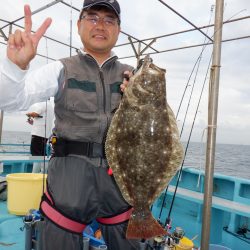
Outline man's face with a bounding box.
[77,8,120,55]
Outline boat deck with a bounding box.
[0,202,24,250]
[1,162,250,250]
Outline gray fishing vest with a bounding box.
[54,53,133,143]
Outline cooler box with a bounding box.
[6,173,47,215]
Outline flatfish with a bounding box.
[105,55,183,239]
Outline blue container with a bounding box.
[83,221,106,248]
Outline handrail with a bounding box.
[0,143,30,155]
[0,155,50,163]
[0,143,51,156]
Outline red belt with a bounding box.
[40,191,133,234]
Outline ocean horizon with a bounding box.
[1,130,249,179]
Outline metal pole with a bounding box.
[157,0,213,42]
[200,0,224,249]
[1,0,63,30]
[0,110,4,143]
[24,219,33,250]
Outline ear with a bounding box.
[77,19,81,35]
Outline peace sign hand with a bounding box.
[7,5,52,70]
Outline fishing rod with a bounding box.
[157,0,213,42]
[157,52,204,225]
[160,1,238,225]
[175,56,201,119]
[164,53,212,227]
[176,5,215,121]
[179,55,202,137]
[156,186,168,223]
[157,5,215,227]
[116,15,249,48]
[41,37,50,195]
[119,35,250,60]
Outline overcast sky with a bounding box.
[0,0,250,145]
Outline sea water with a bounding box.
[0,130,249,179]
[182,141,250,179]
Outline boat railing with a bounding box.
[0,143,31,155]
[0,143,50,175]
[158,168,250,232]
[0,142,51,156]
[0,155,49,175]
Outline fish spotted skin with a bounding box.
[105,56,184,239]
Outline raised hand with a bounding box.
[7,5,52,70]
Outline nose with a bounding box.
[95,18,105,29]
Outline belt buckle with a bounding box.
[92,143,106,159]
[51,136,57,145]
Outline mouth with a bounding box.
[92,34,107,40]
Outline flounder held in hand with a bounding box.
[105,56,183,239]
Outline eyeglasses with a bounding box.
[81,14,119,27]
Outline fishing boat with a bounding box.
[0,0,249,249]
[0,156,249,250]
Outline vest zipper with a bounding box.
[99,69,106,112]
[99,69,109,145]
[86,54,118,142]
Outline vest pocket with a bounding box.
[66,79,98,112]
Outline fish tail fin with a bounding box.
[126,210,167,239]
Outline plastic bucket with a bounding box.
[7,173,47,215]
[209,244,232,250]
[175,237,194,250]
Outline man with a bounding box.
[26,101,54,173]
[0,0,140,249]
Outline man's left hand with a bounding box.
[120,71,133,92]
